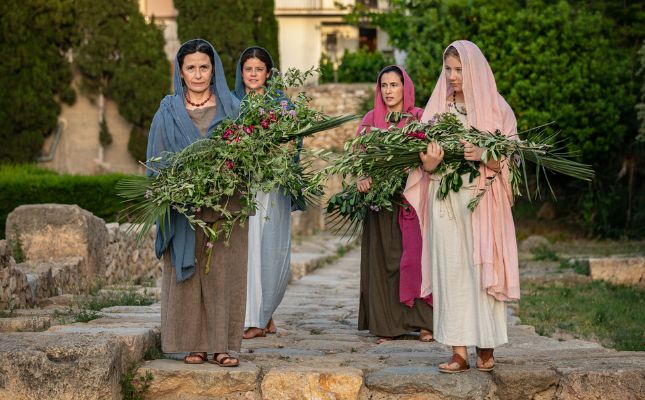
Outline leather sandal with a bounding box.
[438,353,470,373]
[243,327,266,339]
[183,352,207,364]
[210,353,239,367]
[265,318,277,334]
[476,347,495,372]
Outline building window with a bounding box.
[357,0,378,8]
[359,27,377,52]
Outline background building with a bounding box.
[275,0,392,72]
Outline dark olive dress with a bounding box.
[358,209,433,337]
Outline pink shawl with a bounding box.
[403,40,520,301]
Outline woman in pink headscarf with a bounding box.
[357,65,433,344]
[403,41,520,373]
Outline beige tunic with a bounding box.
[427,102,507,348]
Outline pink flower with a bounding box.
[243,125,254,135]
[222,129,233,139]
[226,160,234,169]
[260,119,270,129]
[206,241,214,249]
[280,100,288,109]
[235,137,241,143]
[259,108,265,115]
[289,110,297,118]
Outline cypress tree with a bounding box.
[0,0,77,163]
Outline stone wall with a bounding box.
[290,83,373,152]
[2,205,162,309]
[289,83,372,235]
[105,223,162,285]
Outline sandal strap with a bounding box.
[215,353,238,364]
[477,347,494,363]
[449,353,469,369]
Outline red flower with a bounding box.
[260,119,270,129]
[226,160,234,169]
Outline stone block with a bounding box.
[261,366,363,400]
[0,332,126,400]
[554,357,645,399]
[5,204,108,290]
[519,235,551,253]
[0,240,33,309]
[364,366,493,397]
[138,359,259,399]
[589,257,645,287]
[492,364,558,400]
[48,322,159,363]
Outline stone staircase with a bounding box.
[1,235,644,399]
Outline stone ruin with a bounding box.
[1,204,161,310]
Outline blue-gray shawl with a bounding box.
[146,39,241,283]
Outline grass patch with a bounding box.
[53,288,155,324]
[519,280,645,351]
[121,362,153,400]
[80,289,154,311]
[531,244,559,261]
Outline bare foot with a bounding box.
[243,327,266,339]
[376,336,393,344]
[265,318,277,334]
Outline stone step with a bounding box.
[137,359,259,400]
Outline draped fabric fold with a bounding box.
[404,40,520,301]
[146,39,241,283]
[357,65,430,307]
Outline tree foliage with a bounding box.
[0,0,77,163]
[75,0,169,162]
[353,0,644,237]
[174,0,280,86]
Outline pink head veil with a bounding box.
[405,40,520,301]
[371,65,418,130]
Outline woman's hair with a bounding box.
[240,47,273,72]
[378,65,404,85]
[444,45,460,60]
[177,39,215,69]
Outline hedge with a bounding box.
[0,165,128,239]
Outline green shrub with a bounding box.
[0,165,127,238]
[336,48,394,83]
[354,0,643,238]
[319,53,335,84]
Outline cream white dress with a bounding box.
[427,102,507,348]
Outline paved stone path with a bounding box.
[1,235,644,399]
[138,246,644,399]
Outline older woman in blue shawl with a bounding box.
[147,39,245,367]
[232,46,294,339]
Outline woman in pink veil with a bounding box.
[357,65,434,344]
[403,41,520,373]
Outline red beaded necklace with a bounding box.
[185,91,212,107]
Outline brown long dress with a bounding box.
[358,209,433,337]
[161,106,248,354]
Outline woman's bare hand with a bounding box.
[419,142,444,172]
